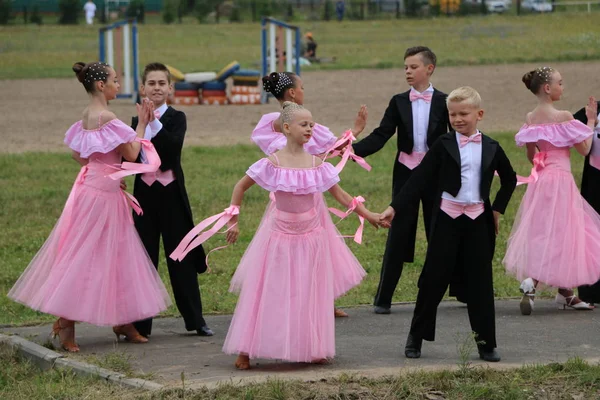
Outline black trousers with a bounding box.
[409,211,497,350]
[374,163,436,308]
[133,180,206,336]
[579,164,600,303]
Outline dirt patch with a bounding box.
[3,61,600,154]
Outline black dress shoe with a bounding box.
[478,348,501,362]
[374,306,391,314]
[197,325,214,336]
[404,334,422,358]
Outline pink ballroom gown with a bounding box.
[8,118,171,326]
[503,120,600,288]
[222,157,366,362]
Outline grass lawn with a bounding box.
[2,344,600,399]
[1,13,600,80]
[0,132,585,326]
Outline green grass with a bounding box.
[0,132,582,326]
[2,344,600,399]
[1,13,600,80]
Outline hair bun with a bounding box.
[262,75,274,93]
[522,70,535,90]
[72,62,87,83]
[281,101,295,110]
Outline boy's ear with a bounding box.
[426,63,435,76]
[477,109,484,121]
[139,84,146,97]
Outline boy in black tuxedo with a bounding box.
[380,87,517,362]
[574,99,600,304]
[131,63,212,337]
[352,46,455,314]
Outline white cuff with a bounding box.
[146,119,163,139]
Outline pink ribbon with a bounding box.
[170,205,240,264]
[328,196,365,244]
[325,130,372,172]
[107,139,161,180]
[495,151,547,186]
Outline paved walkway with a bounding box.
[3,300,600,388]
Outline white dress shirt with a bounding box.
[589,112,600,158]
[441,131,483,204]
[410,84,434,153]
[140,103,167,163]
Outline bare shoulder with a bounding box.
[313,156,324,166]
[99,111,118,125]
[558,110,574,122]
[524,111,533,124]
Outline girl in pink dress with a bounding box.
[254,72,367,159]
[8,62,171,352]
[503,66,600,315]
[254,72,368,318]
[221,102,379,369]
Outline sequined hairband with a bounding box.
[263,73,294,95]
[84,62,109,84]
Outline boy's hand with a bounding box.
[351,105,368,138]
[379,206,395,228]
[493,210,500,235]
[585,96,597,124]
[119,179,127,190]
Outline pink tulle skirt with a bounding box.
[222,195,366,362]
[8,165,171,326]
[503,151,600,288]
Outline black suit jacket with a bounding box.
[353,89,450,162]
[391,132,517,246]
[573,101,600,210]
[132,106,194,222]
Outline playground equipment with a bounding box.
[99,18,139,101]
[260,17,302,104]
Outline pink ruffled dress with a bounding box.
[251,112,337,155]
[8,119,171,326]
[503,120,600,288]
[222,158,366,362]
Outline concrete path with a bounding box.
[3,299,600,388]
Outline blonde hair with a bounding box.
[281,101,306,124]
[446,86,482,108]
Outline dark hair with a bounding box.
[142,62,171,84]
[72,61,111,93]
[404,46,437,67]
[522,67,555,94]
[262,72,297,100]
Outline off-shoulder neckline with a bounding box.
[265,158,326,170]
[78,118,121,132]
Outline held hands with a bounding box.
[136,98,155,127]
[493,210,500,235]
[378,206,395,228]
[365,211,381,229]
[585,96,598,126]
[351,105,368,138]
[226,215,239,244]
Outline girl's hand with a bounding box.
[585,96,598,125]
[365,211,380,229]
[226,215,239,244]
[137,99,152,126]
[351,105,368,138]
[379,206,395,228]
